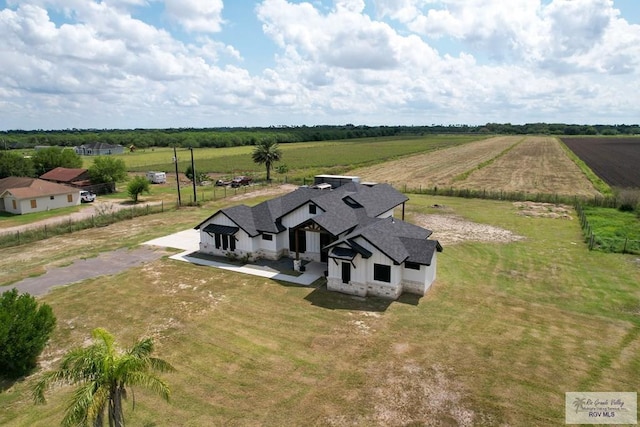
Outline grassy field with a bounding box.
[1,192,638,426]
[582,206,640,254]
[82,135,484,179]
[353,136,604,198]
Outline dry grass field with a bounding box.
[351,136,521,188]
[352,136,602,198]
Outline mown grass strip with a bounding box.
[452,137,525,182]
[557,137,612,196]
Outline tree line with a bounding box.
[2,123,638,150]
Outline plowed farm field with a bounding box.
[561,137,640,188]
[352,136,601,197]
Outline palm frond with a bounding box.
[62,381,101,427]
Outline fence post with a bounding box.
[44,224,47,238]
[589,233,595,250]
[623,238,627,254]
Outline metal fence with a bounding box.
[576,204,640,255]
[0,202,166,249]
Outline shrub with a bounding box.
[127,175,150,203]
[0,289,56,378]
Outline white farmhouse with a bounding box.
[195,181,442,300]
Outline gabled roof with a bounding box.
[327,217,442,266]
[196,183,408,237]
[40,167,88,183]
[77,142,123,150]
[0,177,78,199]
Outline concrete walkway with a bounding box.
[143,229,325,286]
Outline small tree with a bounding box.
[0,289,56,378]
[88,156,127,191]
[127,176,150,203]
[184,165,208,185]
[34,328,174,427]
[252,140,282,181]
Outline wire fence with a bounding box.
[0,202,167,249]
[575,204,640,255]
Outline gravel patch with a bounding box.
[8,247,168,296]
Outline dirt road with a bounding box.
[0,199,162,236]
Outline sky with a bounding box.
[1,0,639,130]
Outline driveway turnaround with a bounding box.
[8,228,323,297]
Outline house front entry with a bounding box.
[320,233,332,262]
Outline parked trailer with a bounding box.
[146,171,167,184]
[314,174,360,189]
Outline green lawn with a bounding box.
[0,205,84,228]
[582,206,640,254]
[82,135,483,180]
[1,194,638,426]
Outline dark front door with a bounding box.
[320,233,331,262]
[341,262,351,284]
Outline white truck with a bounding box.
[146,171,167,184]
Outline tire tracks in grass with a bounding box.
[577,324,640,390]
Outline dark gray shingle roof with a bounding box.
[196,183,408,238]
[327,217,441,265]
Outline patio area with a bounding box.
[172,251,326,286]
[143,228,327,286]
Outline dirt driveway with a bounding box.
[8,247,169,296]
[0,199,162,236]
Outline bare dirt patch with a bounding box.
[227,183,298,202]
[370,363,477,426]
[513,201,574,220]
[414,213,525,245]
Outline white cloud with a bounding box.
[165,0,224,33]
[0,0,639,129]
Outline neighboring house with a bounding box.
[195,180,442,300]
[0,177,80,215]
[40,167,91,187]
[75,142,124,156]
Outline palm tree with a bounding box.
[251,140,282,182]
[33,328,174,427]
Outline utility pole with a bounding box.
[189,147,197,203]
[173,146,181,206]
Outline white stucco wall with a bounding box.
[3,192,80,215]
[327,238,438,299]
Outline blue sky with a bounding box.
[0,0,639,130]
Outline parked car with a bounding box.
[216,179,231,186]
[231,176,252,187]
[80,190,96,203]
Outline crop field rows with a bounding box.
[353,136,602,197]
[561,137,640,188]
[107,135,483,177]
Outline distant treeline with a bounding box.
[1,123,638,149]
